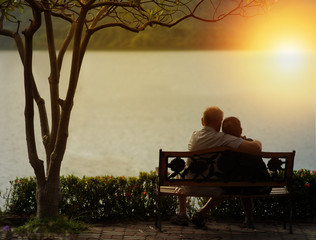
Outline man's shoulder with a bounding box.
[220,133,245,149]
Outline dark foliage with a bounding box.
[2,169,316,222]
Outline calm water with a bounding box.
[0,50,315,201]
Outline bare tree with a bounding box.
[0,0,271,218]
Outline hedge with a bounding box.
[1,171,177,222]
[1,169,316,222]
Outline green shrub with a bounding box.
[290,169,316,219]
[4,177,37,216]
[3,171,177,222]
[2,169,316,222]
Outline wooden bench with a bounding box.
[156,147,295,233]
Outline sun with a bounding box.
[261,39,315,99]
[272,41,307,73]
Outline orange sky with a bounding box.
[244,0,316,51]
[212,0,316,116]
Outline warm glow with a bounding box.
[261,41,314,95]
[243,0,316,98]
[272,41,306,75]
[248,1,316,51]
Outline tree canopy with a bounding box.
[0,0,272,50]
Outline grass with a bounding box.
[14,215,89,239]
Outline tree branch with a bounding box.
[43,2,61,166]
[23,0,46,182]
[88,1,140,9]
[57,21,76,71]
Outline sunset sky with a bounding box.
[222,0,316,104]
[245,0,316,51]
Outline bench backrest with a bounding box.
[159,147,295,188]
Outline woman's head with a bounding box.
[222,116,242,137]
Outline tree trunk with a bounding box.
[36,177,62,218]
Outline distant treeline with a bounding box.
[0,9,248,50]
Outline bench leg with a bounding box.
[289,195,293,234]
[283,195,293,234]
[155,203,158,228]
[155,192,162,231]
[283,196,287,230]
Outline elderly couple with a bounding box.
[171,106,263,229]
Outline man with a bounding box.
[171,106,262,227]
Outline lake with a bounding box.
[0,50,315,203]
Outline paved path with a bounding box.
[75,221,316,240]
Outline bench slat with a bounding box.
[160,180,288,187]
[159,186,289,197]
